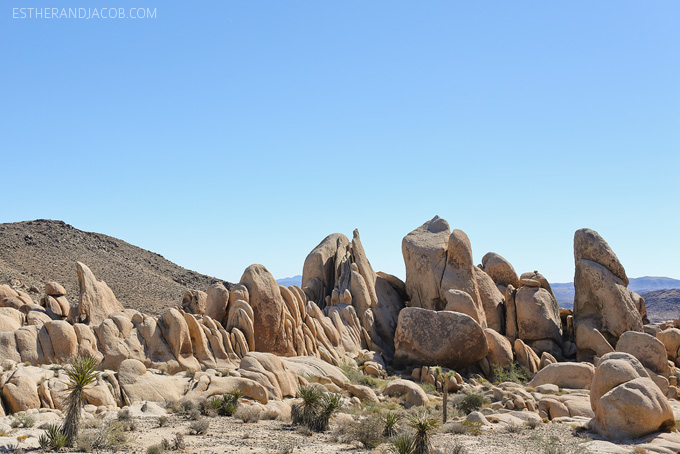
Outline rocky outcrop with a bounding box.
[74,262,124,325]
[394,307,488,369]
[590,352,674,440]
[615,331,669,377]
[481,253,520,293]
[528,362,595,389]
[573,229,643,361]
[301,230,404,360]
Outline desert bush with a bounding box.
[526,418,541,430]
[11,413,35,428]
[158,416,169,427]
[506,421,523,433]
[491,362,534,384]
[455,394,484,415]
[76,422,129,452]
[173,433,186,450]
[432,443,467,454]
[392,433,416,454]
[460,421,483,436]
[350,415,383,449]
[146,444,164,454]
[63,354,100,445]
[235,405,262,423]
[407,412,439,454]
[189,418,209,435]
[219,390,242,416]
[382,411,403,437]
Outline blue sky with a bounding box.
[2,1,678,284]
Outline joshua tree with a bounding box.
[62,354,100,445]
[433,366,456,423]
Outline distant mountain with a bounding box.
[551,276,680,305]
[640,289,680,323]
[277,275,302,287]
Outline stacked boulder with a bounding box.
[573,229,645,361]
[302,229,404,360]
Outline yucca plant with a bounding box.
[218,390,243,416]
[313,392,342,432]
[382,411,403,437]
[408,412,439,454]
[44,423,68,450]
[62,355,100,445]
[291,384,323,427]
[392,433,416,454]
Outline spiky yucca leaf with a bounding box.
[62,355,100,445]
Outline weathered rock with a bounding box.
[44,320,78,363]
[514,285,561,344]
[302,233,351,308]
[159,308,200,371]
[182,290,207,315]
[474,267,505,333]
[2,376,40,413]
[44,282,66,296]
[481,253,520,289]
[238,352,298,400]
[401,216,450,310]
[514,338,540,374]
[117,359,187,404]
[394,307,488,369]
[383,379,429,407]
[573,229,642,357]
[241,264,296,356]
[440,229,486,327]
[590,352,675,440]
[346,384,379,402]
[74,262,124,325]
[574,229,628,285]
[528,362,594,389]
[205,283,229,323]
[616,331,669,377]
[630,292,650,325]
[657,328,680,362]
[484,328,513,368]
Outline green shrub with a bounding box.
[146,444,164,454]
[490,362,534,384]
[461,420,483,436]
[44,423,68,450]
[392,433,416,454]
[349,415,383,449]
[76,422,129,451]
[11,413,35,428]
[218,391,242,416]
[455,394,484,415]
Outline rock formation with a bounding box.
[573,229,644,361]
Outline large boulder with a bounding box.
[74,262,124,325]
[528,362,595,389]
[2,375,40,413]
[394,307,488,369]
[440,230,486,327]
[514,285,561,344]
[615,331,669,377]
[302,233,351,308]
[590,352,674,440]
[573,229,642,358]
[383,379,429,407]
[240,264,296,356]
[481,253,520,290]
[484,328,513,368]
[401,216,450,310]
[473,267,504,333]
[205,283,229,324]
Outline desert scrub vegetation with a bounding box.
[291,384,342,432]
[454,393,485,415]
[490,361,534,384]
[189,418,210,435]
[76,422,129,452]
[340,364,388,389]
[11,413,35,428]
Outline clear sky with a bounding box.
[2,1,678,284]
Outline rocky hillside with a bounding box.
[641,288,680,323]
[0,219,230,315]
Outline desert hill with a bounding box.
[641,288,680,323]
[0,219,231,315]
